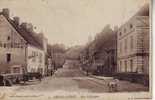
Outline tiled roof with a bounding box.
[0,13,43,49]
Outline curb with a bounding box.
[89,75,114,81]
[81,70,113,81]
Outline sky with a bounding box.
[0,0,149,47]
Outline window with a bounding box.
[17,43,20,48]
[7,36,10,40]
[125,60,127,72]
[130,36,134,50]
[119,32,122,36]
[120,42,122,53]
[39,53,42,63]
[6,69,11,73]
[13,67,20,73]
[130,24,133,29]
[0,42,2,47]
[130,59,133,72]
[21,45,23,48]
[6,53,11,63]
[4,43,6,48]
[124,39,127,52]
[6,43,11,48]
[32,51,36,62]
[119,61,122,72]
[11,43,13,48]
[124,28,126,33]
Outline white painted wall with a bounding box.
[27,45,45,75]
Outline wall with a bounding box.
[27,45,45,75]
[117,15,149,74]
[0,15,26,73]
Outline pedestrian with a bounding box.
[108,79,119,92]
[38,73,42,82]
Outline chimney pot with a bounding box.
[21,22,34,32]
[2,8,10,18]
[13,16,20,26]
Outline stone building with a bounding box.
[0,8,47,75]
[117,4,149,75]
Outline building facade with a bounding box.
[0,9,46,75]
[117,4,149,75]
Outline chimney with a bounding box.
[13,16,20,26]
[27,23,33,32]
[21,22,33,32]
[21,22,27,29]
[2,8,10,18]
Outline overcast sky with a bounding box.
[0,0,149,47]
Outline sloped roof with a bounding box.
[0,13,43,49]
[135,3,149,16]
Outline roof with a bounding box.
[0,12,43,50]
[135,3,149,16]
[118,3,149,31]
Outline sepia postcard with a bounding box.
[0,0,152,100]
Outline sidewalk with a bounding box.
[89,75,114,80]
[81,70,114,80]
[87,73,149,92]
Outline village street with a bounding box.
[7,60,148,93]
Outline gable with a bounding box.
[0,15,26,44]
[0,14,43,50]
[135,16,149,27]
